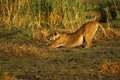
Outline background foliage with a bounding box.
[0,0,120,42]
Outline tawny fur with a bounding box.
[49,21,107,48]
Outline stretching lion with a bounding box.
[48,21,107,48]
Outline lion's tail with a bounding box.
[98,23,109,38]
[98,23,106,35]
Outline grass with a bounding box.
[0,0,95,38]
[0,66,16,80]
[0,0,120,80]
[0,40,120,80]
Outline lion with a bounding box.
[48,21,107,48]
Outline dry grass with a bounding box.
[105,28,120,40]
[0,0,120,80]
[0,73,16,80]
[0,67,16,80]
[0,43,46,56]
[94,28,120,42]
[85,60,120,80]
[0,0,91,42]
[98,60,120,76]
[0,0,41,41]
[0,0,119,43]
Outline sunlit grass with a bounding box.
[0,0,96,42]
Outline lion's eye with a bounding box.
[54,32,57,35]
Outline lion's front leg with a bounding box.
[84,36,92,48]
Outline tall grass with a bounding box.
[0,0,97,42]
[0,0,41,41]
[45,0,96,32]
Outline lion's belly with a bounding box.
[66,35,83,47]
[76,35,83,46]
